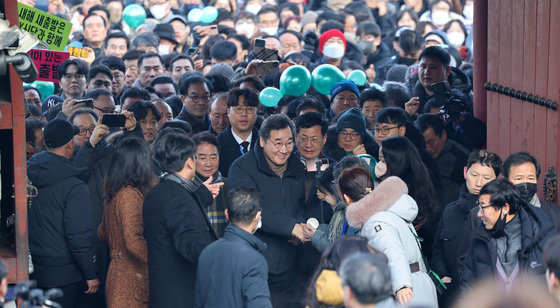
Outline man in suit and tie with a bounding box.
[217,87,260,177]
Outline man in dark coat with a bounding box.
[217,87,260,177]
[195,187,272,308]
[228,114,307,308]
[431,150,502,306]
[143,132,222,308]
[503,152,560,231]
[417,114,470,205]
[27,119,99,307]
[461,179,558,290]
[176,75,212,134]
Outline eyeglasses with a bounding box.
[373,125,399,135]
[298,136,322,146]
[62,74,85,80]
[270,140,294,150]
[93,80,112,88]
[78,127,95,136]
[187,94,211,102]
[231,106,257,114]
[94,106,116,113]
[476,200,493,212]
[339,131,361,139]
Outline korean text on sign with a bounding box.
[28,49,70,82]
[17,3,72,51]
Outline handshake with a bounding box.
[290,218,319,245]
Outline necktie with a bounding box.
[240,141,250,154]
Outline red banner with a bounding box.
[28,49,70,83]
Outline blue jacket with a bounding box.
[195,225,272,308]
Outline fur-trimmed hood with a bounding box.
[346,176,409,228]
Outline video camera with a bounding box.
[15,281,62,308]
[432,81,467,123]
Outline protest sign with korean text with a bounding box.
[18,3,72,51]
[28,49,70,82]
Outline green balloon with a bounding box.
[187,8,203,22]
[279,65,311,96]
[348,70,367,86]
[200,6,218,23]
[259,87,283,107]
[311,64,346,95]
[24,81,54,99]
[123,4,146,29]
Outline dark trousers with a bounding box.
[269,268,302,308]
[54,281,85,308]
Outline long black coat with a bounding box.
[143,175,218,308]
[217,125,260,177]
[461,202,558,287]
[430,184,478,304]
[27,151,97,288]
[195,225,272,308]
[228,144,306,275]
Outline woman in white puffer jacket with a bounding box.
[340,167,438,307]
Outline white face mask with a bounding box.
[344,32,356,42]
[322,43,345,59]
[150,2,169,20]
[431,10,450,26]
[447,32,465,48]
[236,24,255,37]
[261,27,278,36]
[245,4,262,15]
[374,161,387,179]
[158,44,170,55]
[463,5,474,21]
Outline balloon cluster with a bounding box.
[259,64,369,107]
[187,6,218,23]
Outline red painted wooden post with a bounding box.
[0,0,30,284]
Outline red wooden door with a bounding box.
[477,0,560,203]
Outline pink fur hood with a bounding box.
[346,176,409,228]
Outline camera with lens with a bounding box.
[432,81,467,123]
[15,281,63,308]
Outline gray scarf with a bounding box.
[327,201,347,242]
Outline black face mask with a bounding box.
[490,207,506,238]
[515,182,537,202]
[397,56,416,66]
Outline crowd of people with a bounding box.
[19,0,560,307]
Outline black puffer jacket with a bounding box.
[27,151,97,288]
[461,202,559,287]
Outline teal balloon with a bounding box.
[187,8,203,22]
[199,6,218,23]
[348,70,367,86]
[122,4,146,28]
[311,64,346,95]
[279,65,311,96]
[24,81,54,99]
[259,87,283,107]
